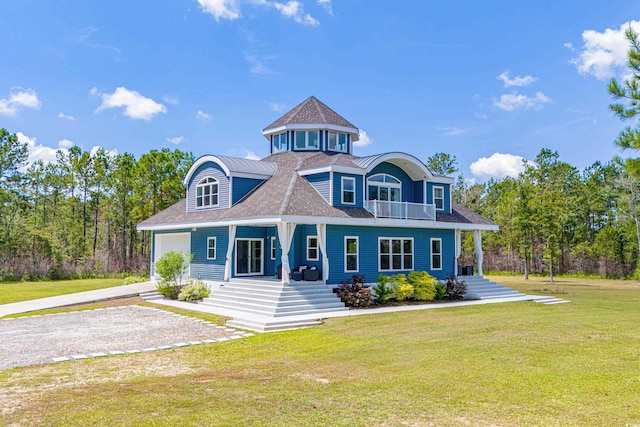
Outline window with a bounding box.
[196,177,219,208]
[271,236,276,260]
[367,174,401,202]
[207,237,216,260]
[328,132,348,152]
[431,238,442,270]
[345,237,359,272]
[295,130,319,150]
[342,177,356,205]
[379,238,413,271]
[433,186,444,210]
[307,236,319,261]
[272,132,288,151]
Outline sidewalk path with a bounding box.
[0,281,156,318]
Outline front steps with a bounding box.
[529,295,571,305]
[200,278,348,319]
[139,290,164,301]
[459,275,528,300]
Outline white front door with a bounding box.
[153,232,191,279]
[235,239,263,276]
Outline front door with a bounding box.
[236,239,263,276]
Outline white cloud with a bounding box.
[317,0,332,14]
[197,0,240,21]
[470,153,527,181]
[269,102,286,113]
[163,95,180,105]
[58,112,76,121]
[353,129,372,147]
[564,42,574,50]
[571,20,640,80]
[244,151,261,160]
[196,110,213,121]
[58,139,74,149]
[93,87,167,120]
[494,91,551,111]
[167,136,185,145]
[0,88,41,116]
[273,1,319,26]
[244,53,280,76]
[497,71,537,88]
[437,126,467,136]
[17,132,63,166]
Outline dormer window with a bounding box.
[367,174,401,202]
[328,132,348,153]
[272,132,288,152]
[295,130,319,150]
[196,177,219,208]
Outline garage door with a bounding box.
[153,232,191,279]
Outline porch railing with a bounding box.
[364,200,436,221]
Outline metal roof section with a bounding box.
[352,152,453,182]
[183,155,277,185]
[262,96,359,139]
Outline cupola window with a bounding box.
[295,130,319,150]
[272,132,288,151]
[328,132,348,152]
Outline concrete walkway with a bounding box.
[0,281,156,318]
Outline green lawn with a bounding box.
[0,278,127,304]
[1,276,639,426]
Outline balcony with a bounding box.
[364,200,436,221]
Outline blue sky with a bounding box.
[1,1,638,182]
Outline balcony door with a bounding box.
[236,239,263,276]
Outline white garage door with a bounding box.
[153,232,191,279]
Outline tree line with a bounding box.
[0,128,192,281]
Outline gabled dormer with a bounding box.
[263,96,360,155]
[183,155,276,212]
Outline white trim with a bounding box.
[430,237,442,270]
[341,176,356,205]
[378,237,414,272]
[234,238,263,276]
[433,185,445,211]
[207,236,217,260]
[344,236,359,272]
[139,215,499,232]
[298,165,364,176]
[263,123,359,137]
[270,236,276,260]
[307,235,319,261]
[329,171,334,205]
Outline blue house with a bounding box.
[138,97,497,289]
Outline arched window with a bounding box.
[367,174,401,202]
[196,177,219,208]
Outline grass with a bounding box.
[0,278,128,305]
[1,276,640,426]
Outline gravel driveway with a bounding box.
[0,305,248,370]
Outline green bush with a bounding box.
[434,281,447,300]
[157,280,182,299]
[123,275,148,285]
[390,274,413,301]
[178,280,210,301]
[155,251,193,299]
[408,271,437,301]
[373,274,394,304]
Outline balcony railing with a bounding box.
[364,200,436,221]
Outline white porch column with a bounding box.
[223,225,237,281]
[316,223,329,282]
[277,222,297,285]
[473,229,483,277]
[454,229,462,277]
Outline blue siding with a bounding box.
[368,162,415,203]
[326,225,455,284]
[333,173,364,208]
[413,180,424,204]
[232,177,264,205]
[186,162,230,212]
[190,227,228,281]
[426,182,451,213]
[305,172,331,203]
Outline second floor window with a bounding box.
[367,174,401,202]
[433,186,444,210]
[196,177,219,208]
[342,177,356,204]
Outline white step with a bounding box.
[461,275,527,300]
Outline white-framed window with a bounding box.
[207,237,216,260]
[433,186,444,210]
[295,130,319,150]
[341,176,356,205]
[328,132,348,152]
[431,238,442,270]
[367,174,401,201]
[345,236,359,272]
[270,236,276,260]
[379,237,413,271]
[307,236,319,261]
[272,132,288,152]
[196,177,219,208]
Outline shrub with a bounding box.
[373,274,394,304]
[178,280,210,301]
[434,281,447,300]
[123,275,148,285]
[445,274,467,299]
[336,275,373,308]
[391,274,413,301]
[155,251,193,299]
[157,280,182,299]
[408,271,437,301]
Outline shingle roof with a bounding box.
[437,203,497,227]
[263,96,358,132]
